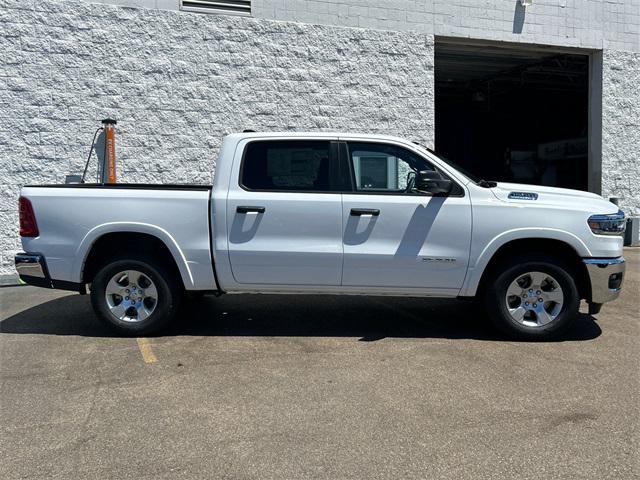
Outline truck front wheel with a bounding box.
[483,255,580,340]
[90,257,181,336]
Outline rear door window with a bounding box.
[241,140,345,192]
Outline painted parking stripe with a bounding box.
[136,338,157,364]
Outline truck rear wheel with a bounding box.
[483,254,580,340]
[90,257,181,336]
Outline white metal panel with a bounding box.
[341,193,472,290]
[226,191,343,285]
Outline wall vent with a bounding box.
[181,0,251,15]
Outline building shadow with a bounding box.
[513,0,526,33]
[343,214,378,245]
[1,292,602,343]
[394,197,445,258]
[229,211,264,244]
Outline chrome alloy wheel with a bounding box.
[505,271,564,327]
[105,270,158,323]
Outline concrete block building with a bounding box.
[1,0,638,277]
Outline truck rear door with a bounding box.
[226,139,347,286]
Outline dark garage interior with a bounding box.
[435,41,590,191]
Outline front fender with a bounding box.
[460,228,591,296]
[73,222,195,289]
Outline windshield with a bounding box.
[413,144,483,184]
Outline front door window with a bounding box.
[348,142,436,193]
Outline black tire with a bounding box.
[483,254,580,340]
[90,257,181,336]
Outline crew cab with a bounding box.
[15,132,626,339]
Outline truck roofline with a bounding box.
[224,131,422,144]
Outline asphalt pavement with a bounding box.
[1,249,638,479]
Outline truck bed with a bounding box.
[20,183,217,291]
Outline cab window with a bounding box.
[347,142,437,193]
[241,140,343,192]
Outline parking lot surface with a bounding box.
[1,249,639,479]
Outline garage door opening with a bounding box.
[435,40,591,191]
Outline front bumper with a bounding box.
[583,257,625,304]
[15,252,85,293]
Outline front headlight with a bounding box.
[588,210,626,236]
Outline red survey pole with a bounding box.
[102,118,117,184]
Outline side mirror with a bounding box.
[414,170,453,195]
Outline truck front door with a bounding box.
[340,140,472,293]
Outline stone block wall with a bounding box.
[254,0,639,51]
[602,50,640,215]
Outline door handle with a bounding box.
[350,208,380,216]
[236,206,266,214]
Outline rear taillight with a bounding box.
[19,196,39,237]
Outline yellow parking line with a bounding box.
[136,338,157,364]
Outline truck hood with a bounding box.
[489,182,619,214]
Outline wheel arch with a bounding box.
[75,223,194,289]
[464,231,591,300]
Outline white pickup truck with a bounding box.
[15,132,626,339]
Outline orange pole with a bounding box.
[102,119,117,183]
